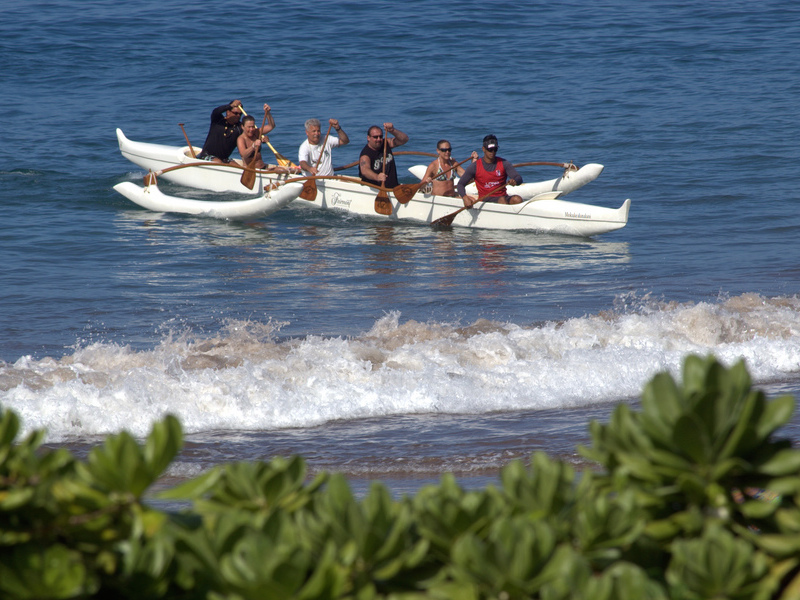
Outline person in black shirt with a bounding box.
[358,123,409,188]
[198,100,246,163]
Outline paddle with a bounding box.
[280,174,384,191]
[333,151,438,172]
[514,161,578,170]
[179,123,196,158]
[431,186,507,228]
[262,136,298,172]
[374,131,393,215]
[298,123,333,201]
[392,155,473,204]
[240,110,269,190]
[432,188,566,228]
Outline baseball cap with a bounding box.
[483,134,498,150]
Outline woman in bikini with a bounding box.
[422,140,477,197]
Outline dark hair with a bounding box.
[367,125,383,137]
[242,115,255,125]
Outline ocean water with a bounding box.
[1,0,799,494]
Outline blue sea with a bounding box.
[2,0,799,494]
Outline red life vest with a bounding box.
[475,158,507,198]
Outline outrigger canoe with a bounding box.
[112,181,303,219]
[116,128,630,235]
[116,128,605,199]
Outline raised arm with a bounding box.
[383,122,408,148]
[330,119,349,146]
[260,103,275,136]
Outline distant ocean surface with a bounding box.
[2,1,799,495]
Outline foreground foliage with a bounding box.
[2,355,800,598]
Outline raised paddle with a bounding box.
[240,109,269,190]
[392,155,473,204]
[178,123,196,158]
[374,130,392,215]
[298,123,333,201]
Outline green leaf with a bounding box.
[759,449,800,477]
[143,414,183,478]
[758,394,796,440]
[0,544,94,598]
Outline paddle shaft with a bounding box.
[431,186,508,228]
[240,110,270,189]
[372,131,392,215]
[280,174,384,192]
[298,123,334,200]
[514,161,577,170]
[393,155,473,203]
[178,123,196,158]
[334,150,437,172]
[313,123,333,170]
[144,159,291,187]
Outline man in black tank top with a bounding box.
[358,123,409,188]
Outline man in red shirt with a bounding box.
[456,134,523,208]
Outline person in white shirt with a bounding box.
[298,118,350,176]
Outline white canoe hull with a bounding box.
[112,181,303,219]
[294,178,630,236]
[116,128,603,199]
[116,128,629,235]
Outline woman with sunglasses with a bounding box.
[456,134,523,208]
[421,141,478,197]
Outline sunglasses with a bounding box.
[369,135,384,139]
[438,147,452,152]
[485,145,498,151]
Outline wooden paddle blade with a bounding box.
[240,165,257,190]
[374,190,392,215]
[392,182,422,204]
[431,207,465,228]
[299,179,317,201]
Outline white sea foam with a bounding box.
[1,293,798,442]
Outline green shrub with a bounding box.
[1,355,799,598]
